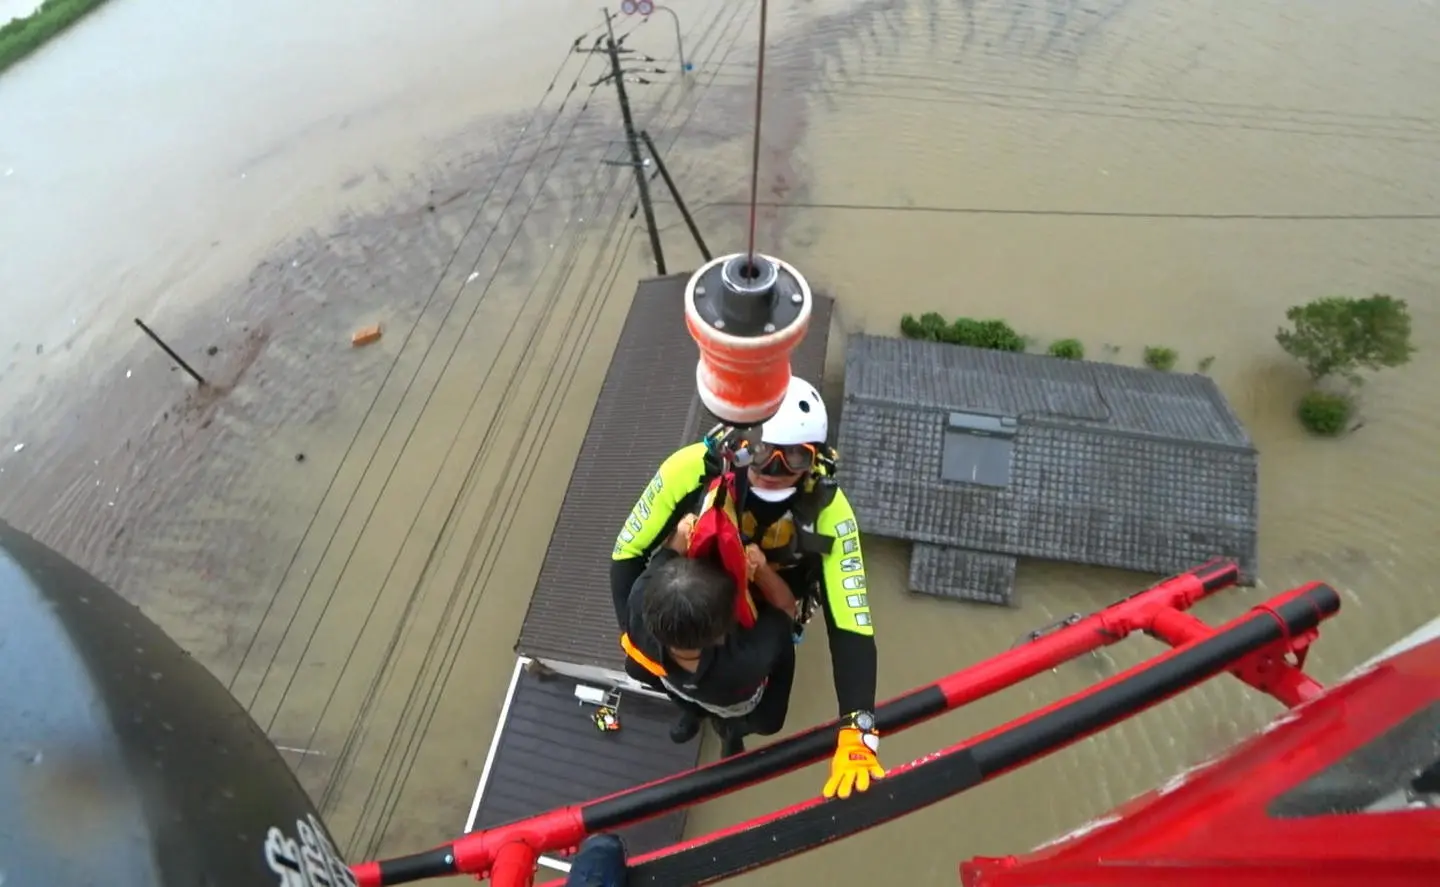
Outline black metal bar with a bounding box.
[604,9,666,275]
[134,318,207,386]
[640,129,711,262]
[623,585,1341,885]
[375,849,456,884]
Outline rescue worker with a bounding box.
[611,376,884,799]
[621,518,799,758]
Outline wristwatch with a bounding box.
[845,710,880,752]
[846,710,876,733]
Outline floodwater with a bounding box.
[2,0,1439,881]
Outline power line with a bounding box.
[708,200,1440,221]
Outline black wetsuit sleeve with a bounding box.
[611,558,650,628]
[808,487,878,717]
[823,595,878,717]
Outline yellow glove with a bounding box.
[823,726,885,799]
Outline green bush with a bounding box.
[945,318,1025,351]
[1297,389,1354,437]
[1143,346,1178,372]
[0,0,111,74]
[1047,338,1085,360]
[1276,294,1415,385]
[898,313,1025,352]
[899,312,951,341]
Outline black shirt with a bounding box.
[624,548,794,710]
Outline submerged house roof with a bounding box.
[836,334,1259,605]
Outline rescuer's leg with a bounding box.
[743,642,795,737]
[566,834,628,886]
[716,718,747,758]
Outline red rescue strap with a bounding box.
[686,472,757,629]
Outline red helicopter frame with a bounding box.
[349,558,1440,887]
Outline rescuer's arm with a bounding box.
[815,489,877,717]
[815,488,885,800]
[608,443,710,627]
[747,544,798,618]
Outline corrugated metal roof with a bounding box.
[470,666,697,854]
[515,274,833,668]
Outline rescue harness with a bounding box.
[619,426,843,675]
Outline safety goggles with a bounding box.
[749,441,817,476]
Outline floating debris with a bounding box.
[467,271,480,283]
[11,443,23,453]
[351,324,383,347]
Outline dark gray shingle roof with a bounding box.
[837,335,1259,603]
[845,334,1252,447]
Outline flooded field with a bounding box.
[3,0,1439,880]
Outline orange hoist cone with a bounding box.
[684,252,812,425]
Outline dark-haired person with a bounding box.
[619,517,798,758]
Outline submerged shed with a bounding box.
[836,334,1258,605]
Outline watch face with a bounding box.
[853,711,875,732]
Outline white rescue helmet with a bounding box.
[758,376,828,447]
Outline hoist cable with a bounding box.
[745,0,769,269]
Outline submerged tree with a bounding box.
[1297,390,1355,437]
[1276,295,1415,385]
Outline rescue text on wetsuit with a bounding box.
[622,548,795,716]
[611,442,878,716]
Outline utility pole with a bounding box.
[640,130,710,262]
[582,8,667,276]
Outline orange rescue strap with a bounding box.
[620,633,666,678]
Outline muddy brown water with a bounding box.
[2,0,1439,880]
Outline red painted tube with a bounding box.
[351,808,586,887]
[490,841,540,887]
[1148,587,1326,708]
[929,559,1231,710]
[351,560,1239,886]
